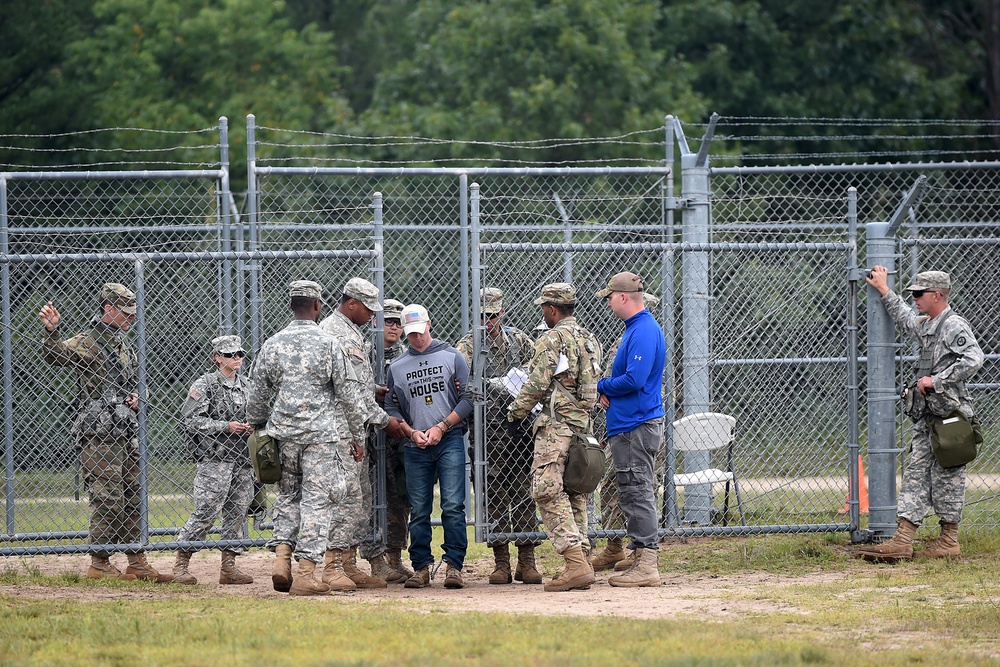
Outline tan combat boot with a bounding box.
[613,549,636,572]
[342,546,387,589]
[288,558,331,596]
[608,548,661,587]
[172,551,197,585]
[125,552,174,583]
[855,519,918,563]
[87,555,137,581]
[367,554,406,584]
[489,544,512,585]
[404,565,430,589]
[322,549,358,591]
[915,522,960,559]
[272,544,293,592]
[543,545,596,592]
[386,549,414,580]
[514,544,543,585]
[219,550,253,585]
[590,538,627,572]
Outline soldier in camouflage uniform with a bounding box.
[318,277,399,589]
[173,335,255,586]
[858,267,984,562]
[457,287,542,585]
[366,298,414,583]
[246,280,372,596]
[591,292,662,574]
[507,283,602,592]
[40,284,172,583]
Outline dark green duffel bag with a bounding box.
[930,411,983,468]
[248,428,282,483]
[563,431,605,495]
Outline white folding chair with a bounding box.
[672,412,745,526]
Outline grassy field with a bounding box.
[2,530,1000,666]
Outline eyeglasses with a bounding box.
[219,352,245,358]
[385,320,402,328]
[911,290,936,299]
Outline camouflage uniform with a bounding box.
[508,287,602,555]
[882,289,983,524]
[246,314,371,565]
[319,305,391,552]
[178,368,254,552]
[371,338,411,555]
[457,323,539,546]
[42,316,141,557]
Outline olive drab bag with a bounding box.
[563,431,606,494]
[248,428,282,483]
[930,411,983,468]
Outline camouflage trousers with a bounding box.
[177,460,255,553]
[360,438,411,559]
[898,420,966,524]
[479,421,539,547]
[267,440,351,564]
[328,456,363,551]
[530,424,588,554]
[79,435,140,557]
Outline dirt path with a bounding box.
[1,551,845,618]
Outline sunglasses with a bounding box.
[219,352,245,358]
[480,313,500,320]
[910,290,936,299]
[385,320,402,327]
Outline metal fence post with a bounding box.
[470,182,486,541]
[246,115,262,354]
[864,176,928,539]
[1,176,13,534]
[679,117,716,525]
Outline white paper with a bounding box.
[555,353,569,375]
[503,367,529,397]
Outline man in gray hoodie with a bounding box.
[384,304,473,589]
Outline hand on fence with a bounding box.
[39,302,60,331]
[350,441,365,461]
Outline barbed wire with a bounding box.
[0,126,219,139]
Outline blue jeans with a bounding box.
[405,430,468,571]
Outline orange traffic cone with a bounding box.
[838,454,869,514]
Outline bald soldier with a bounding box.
[40,284,172,583]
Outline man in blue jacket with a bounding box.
[595,271,666,587]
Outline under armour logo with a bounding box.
[418,360,429,367]
[633,355,642,361]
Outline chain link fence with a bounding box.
[2,118,999,557]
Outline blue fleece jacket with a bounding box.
[597,309,666,437]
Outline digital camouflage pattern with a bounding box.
[177,460,254,552]
[42,320,140,556]
[246,319,371,564]
[457,324,538,545]
[882,291,984,523]
[509,315,602,553]
[319,309,390,550]
[181,370,252,462]
[178,369,254,552]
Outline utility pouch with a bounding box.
[930,411,980,468]
[248,428,282,483]
[563,431,605,495]
[901,384,926,421]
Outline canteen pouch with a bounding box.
[930,411,981,468]
[248,429,282,483]
[563,431,605,495]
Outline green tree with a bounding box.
[362,0,705,163]
[61,0,354,187]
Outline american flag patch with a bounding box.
[189,388,204,401]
